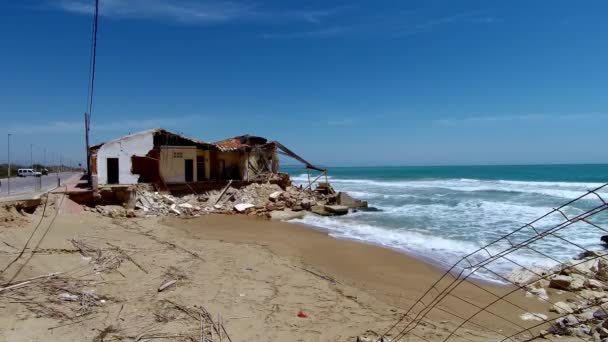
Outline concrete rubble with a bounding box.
[89,182,369,220]
[507,250,608,339]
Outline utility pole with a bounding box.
[30,144,33,170]
[85,112,91,184]
[7,133,11,195]
[56,153,61,187]
[44,148,46,170]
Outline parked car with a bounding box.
[17,169,42,177]
[41,168,49,175]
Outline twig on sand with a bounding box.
[106,242,149,274]
[48,316,95,330]
[115,303,124,324]
[200,313,204,342]
[299,266,339,284]
[136,334,186,341]
[0,272,63,288]
[0,272,64,293]
[162,300,234,342]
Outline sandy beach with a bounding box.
[0,194,568,341]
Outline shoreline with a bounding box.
[285,217,511,287]
[162,214,516,306]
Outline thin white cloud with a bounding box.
[263,10,495,40]
[54,0,345,24]
[327,118,359,126]
[6,115,204,135]
[433,113,607,126]
[57,0,254,22]
[262,27,349,39]
[398,12,495,36]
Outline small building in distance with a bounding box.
[89,128,284,190]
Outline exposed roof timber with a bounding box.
[274,141,326,172]
[213,135,272,152]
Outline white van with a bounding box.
[17,169,42,177]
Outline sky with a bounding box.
[0,0,607,167]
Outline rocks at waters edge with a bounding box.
[514,250,608,339]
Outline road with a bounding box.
[0,172,81,197]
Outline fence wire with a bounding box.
[377,183,608,342]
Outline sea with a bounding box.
[282,164,608,283]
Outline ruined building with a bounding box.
[89,129,288,190]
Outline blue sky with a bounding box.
[1,0,607,166]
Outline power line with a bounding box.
[85,0,99,182]
[86,0,100,119]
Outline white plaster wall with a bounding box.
[97,132,155,185]
[159,146,197,183]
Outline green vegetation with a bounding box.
[0,163,24,178]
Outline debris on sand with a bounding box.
[88,182,367,220]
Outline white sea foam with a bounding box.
[291,174,606,200]
[287,173,608,282]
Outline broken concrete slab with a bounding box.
[269,191,283,202]
[337,192,368,209]
[324,205,349,215]
[234,203,255,212]
[270,209,306,221]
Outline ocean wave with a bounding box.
[290,175,606,201]
[287,172,608,281]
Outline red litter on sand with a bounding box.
[297,310,308,318]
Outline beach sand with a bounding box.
[0,195,566,341]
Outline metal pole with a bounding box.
[56,153,60,187]
[85,112,91,184]
[7,133,11,195]
[44,148,46,170]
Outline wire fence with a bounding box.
[377,183,608,341]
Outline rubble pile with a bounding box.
[90,182,366,220]
[511,251,608,339]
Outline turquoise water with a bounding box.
[282,164,608,282]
